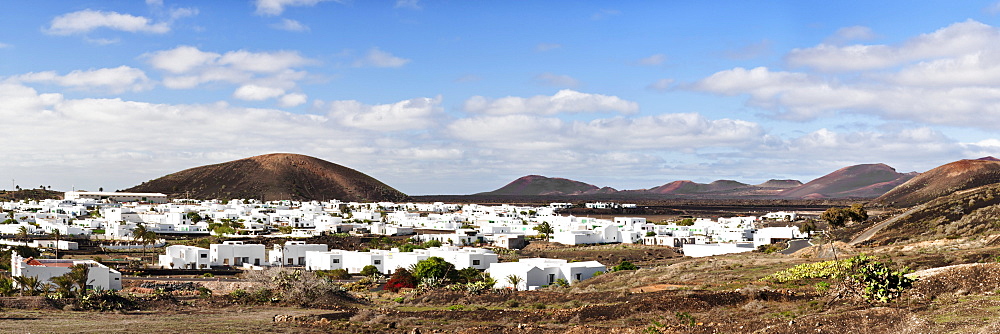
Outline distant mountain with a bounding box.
[776,163,916,199]
[877,158,1000,207]
[475,164,915,199]
[477,175,610,196]
[125,153,409,202]
[645,180,749,195]
[757,179,803,189]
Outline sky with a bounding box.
[4,1,1000,195]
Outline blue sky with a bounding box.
[4,1,1000,195]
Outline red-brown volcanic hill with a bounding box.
[477,175,608,196]
[645,180,750,195]
[125,153,409,202]
[779,163,917,199]
[876,158,1000,207]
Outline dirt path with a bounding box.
[849,203,926,245]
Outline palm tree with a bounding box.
[13,276,44,296]
[67,263,90,295]
[50,229,61,259]
[131,224,151,264]
[17,226,29,247]
[505,274,523,291]
[0,276,16,297]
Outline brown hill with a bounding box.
[858,182,1000,246]
[779,163,917,199]
[125,153,408,202]
[478,175,608,196]
[876,158,1000,208]
[645,180,750,195]
[756,179,803,188]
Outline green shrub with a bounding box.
[611,260,638,272]
[447,304,464,311]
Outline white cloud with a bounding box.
[325,96,443,131]
[536,43,562,52]
[464,89,638,115]
[0,42,11,49]
[447,113,765,151]
[12,66,153,93]
[395,0,421,10]
[533,72,580,87]
[218,50,314,73]
[44,8,198,35]
[278,93,308,107]
[271,18,309,32]
[146,0,163,6]
[637,54,666,66]
[647,78,675,92]
[787,20,1000,72]
[143,46,315,98]
[353,48,411,68]
[823,26,877,45]
[144,45,220,74]
[46,9,172,35]
[255,0,340,16]
[986,1,1000,15]
[232,84,285,101]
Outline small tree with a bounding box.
[820,208,849,228]
[411,256,458,282]
[505,274,523,291]
[533,222,554,240]
[384,268,418,292]
[360,265,380,277]
[17,226,29,247]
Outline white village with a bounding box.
[2,191,811,293]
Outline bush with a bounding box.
[762,255,913,303]
[412,257,458,282]
[319,269,351,280]
[385,268,418,292]
[78,290,136,311]
[611,260,638,272]
[202,273,215,278]
[360,265,380,277]
[240,268,350,307]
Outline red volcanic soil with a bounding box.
[125,153,408,202]
[877,158,1000,207]
[780,163,916,199]
[479,175,608,196]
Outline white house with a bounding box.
[65,191,168,204]
[268,241,328,266]
[210,241,266,267]
[488,258,605,290]
[753,226,807,248]
[159,245,211,269]
[11,252,122,290]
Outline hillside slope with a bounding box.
[125,153,408,202]
[877,158,1000,207]
[477,175,607,196]
[779,163,916,199]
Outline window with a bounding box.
[201,254,208,258]
[548,274,555,284]
[333,259,340,263]
[374,260,381,265]
[472,260,481,266]
[288,258,294,265]
[575,273,581,281]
